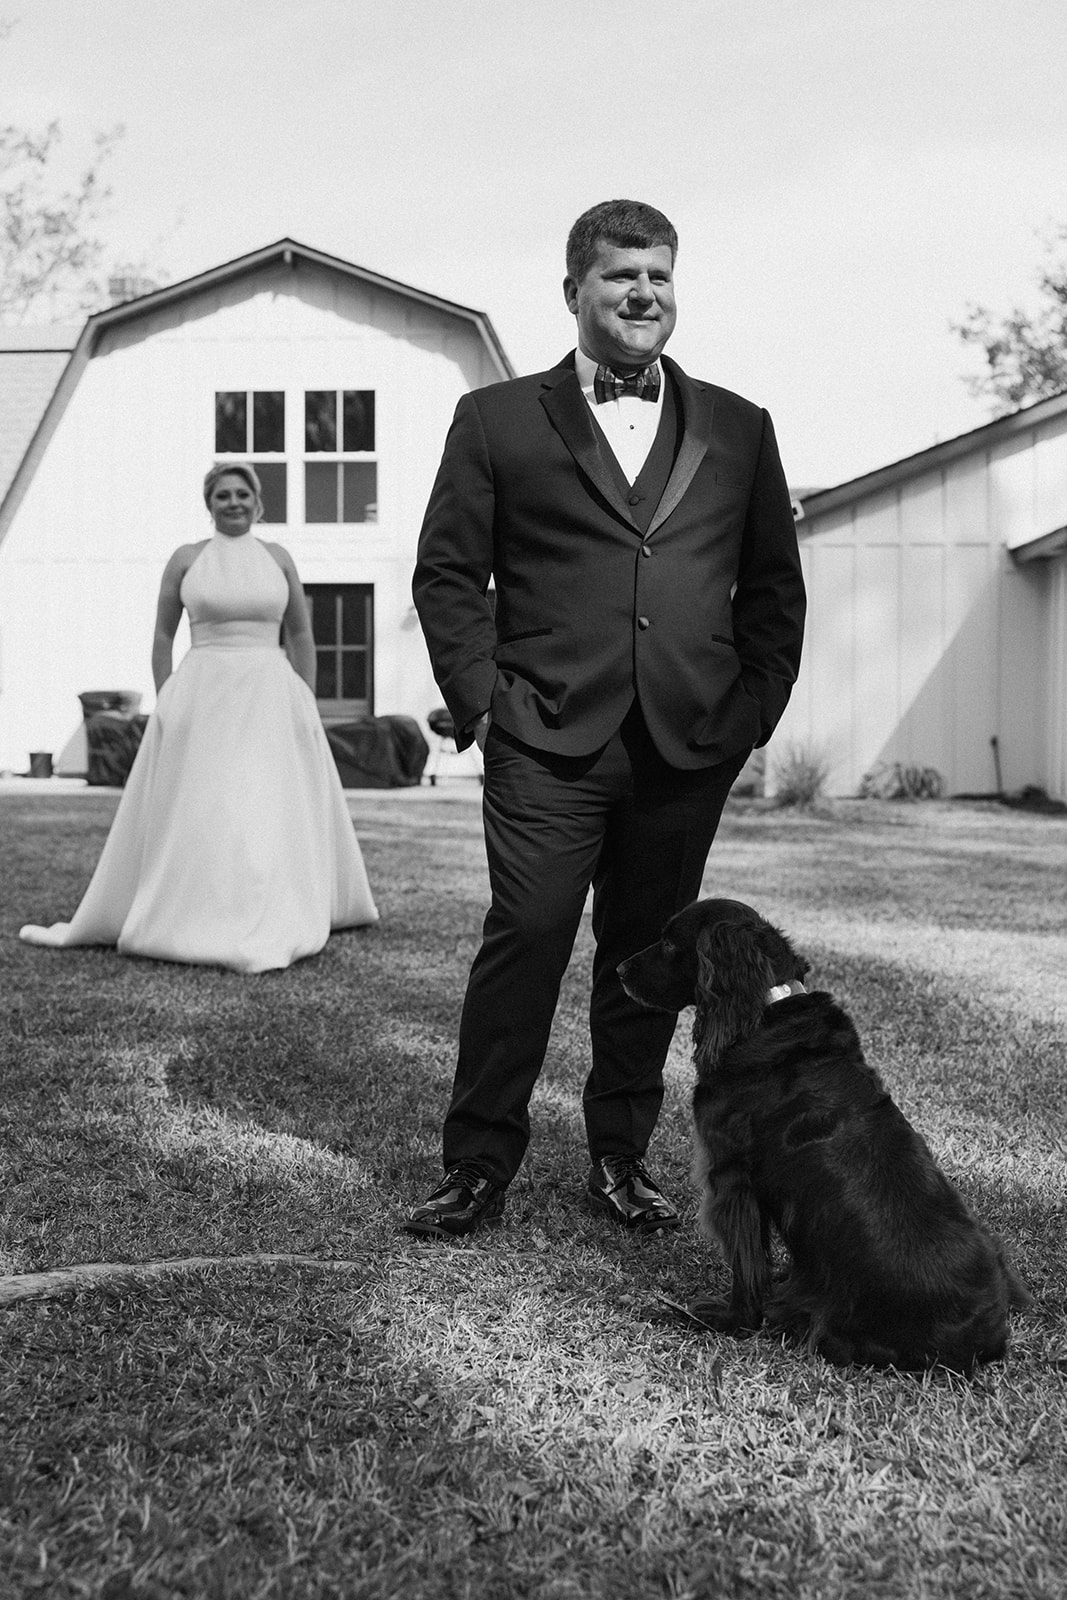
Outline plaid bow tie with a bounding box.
[593,363,661,404]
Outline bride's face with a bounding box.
[209,474,257,536]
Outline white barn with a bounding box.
[775,388,1067,801]
[0,238,513,776]
[5,249,1066,804]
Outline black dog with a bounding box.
[618,897,1031,1372]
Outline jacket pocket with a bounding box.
[496,626,554,646]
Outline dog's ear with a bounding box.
[758,919,810,985]
[694,922,776,1063]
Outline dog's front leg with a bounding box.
[689,1175,770,1334]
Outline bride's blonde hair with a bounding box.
[202,461,264,522]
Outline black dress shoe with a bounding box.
[403,1162,506,1239]
[587,1155,680,1232]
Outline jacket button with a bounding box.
[640,544,651,557]
[637,616,650,630]
[628,492,643,505]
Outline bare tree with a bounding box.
[0,119,126,322]
[953,228,1067,415]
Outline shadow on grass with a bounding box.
[0,1259,883,1600]
[4,795,1067,1597]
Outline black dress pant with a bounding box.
[443,701,747,1185]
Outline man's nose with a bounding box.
[628,275,654,304]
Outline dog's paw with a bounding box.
[686,1293,748,1333]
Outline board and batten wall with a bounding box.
[770,407,1067,799]
[0,259,502,773]
[1048,554,1067,802]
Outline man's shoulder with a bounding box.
[663,357,765,420]
[463,358,573,411]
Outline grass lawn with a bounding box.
[1,786,1066,1600]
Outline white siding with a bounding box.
[774,416,1067,798]
[0,259,504,772]
[1048,555,1067,802]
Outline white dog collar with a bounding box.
[766,980,807,1004]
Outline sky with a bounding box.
[4,0,1066,488]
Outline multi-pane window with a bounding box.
[212,387,378,525]
[304,389,377,523]
[214,390,287,522]
[304,583,374,717]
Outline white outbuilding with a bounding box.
[774,388,1067,801]
[5,246,1066,804]
[0,238,513,776]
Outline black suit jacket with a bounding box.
[413,352,805,769]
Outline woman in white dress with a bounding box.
[19,463,378,973]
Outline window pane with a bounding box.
[252,391,285,452]
[256,463,287,523]
[215,391,246,452]
[341,589,367,644]
[341,651,366,700]
[305,462,339,522]
[316,650,337,699]
[306,590,335,642]
[305,390,336,452]
[342,390,375,451]
[342,462,377,523]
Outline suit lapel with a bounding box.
[647,356,715,535]
[538,352,717,537]
[539,359,640,529]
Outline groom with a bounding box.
[407,199,805,1238]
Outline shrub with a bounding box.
[859,761,944,800]
[770,741,831,807]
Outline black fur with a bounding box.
[618,897,1031,1372]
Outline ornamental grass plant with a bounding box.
[1,788,1065,1600]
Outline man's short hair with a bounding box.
[566,200,679,283]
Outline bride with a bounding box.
[19,462,378,973]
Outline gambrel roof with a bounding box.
[0,237,514,541]
[0,326,79,504]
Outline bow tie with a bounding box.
[593,363,661,404]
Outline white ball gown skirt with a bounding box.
[19,628,379,974]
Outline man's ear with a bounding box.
[562,276,579,315]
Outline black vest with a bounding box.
[590,372,682,535]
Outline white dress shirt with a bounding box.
[574,348,664,485]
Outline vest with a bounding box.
[589,372,683,535]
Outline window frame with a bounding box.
[303,582,375,720]
[302,387,378,526]
[213,389,288,524]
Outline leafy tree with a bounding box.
[953,228,1067,414]
[0,119,127,322]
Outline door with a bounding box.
[304,583,374,720]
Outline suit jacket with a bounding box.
[412,351,806,769]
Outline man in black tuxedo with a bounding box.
[407,199,805,1238]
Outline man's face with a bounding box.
[563,240,677,370]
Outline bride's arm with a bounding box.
[152,548,192,691]
[274,546,317,692]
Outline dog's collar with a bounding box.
[766,980,807,1005]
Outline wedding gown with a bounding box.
[19,530,378,973]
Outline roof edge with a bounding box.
[0,237,517,545]
[1010,523,1067,564]
[795,387,1067,519]
[84,237,516,377]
